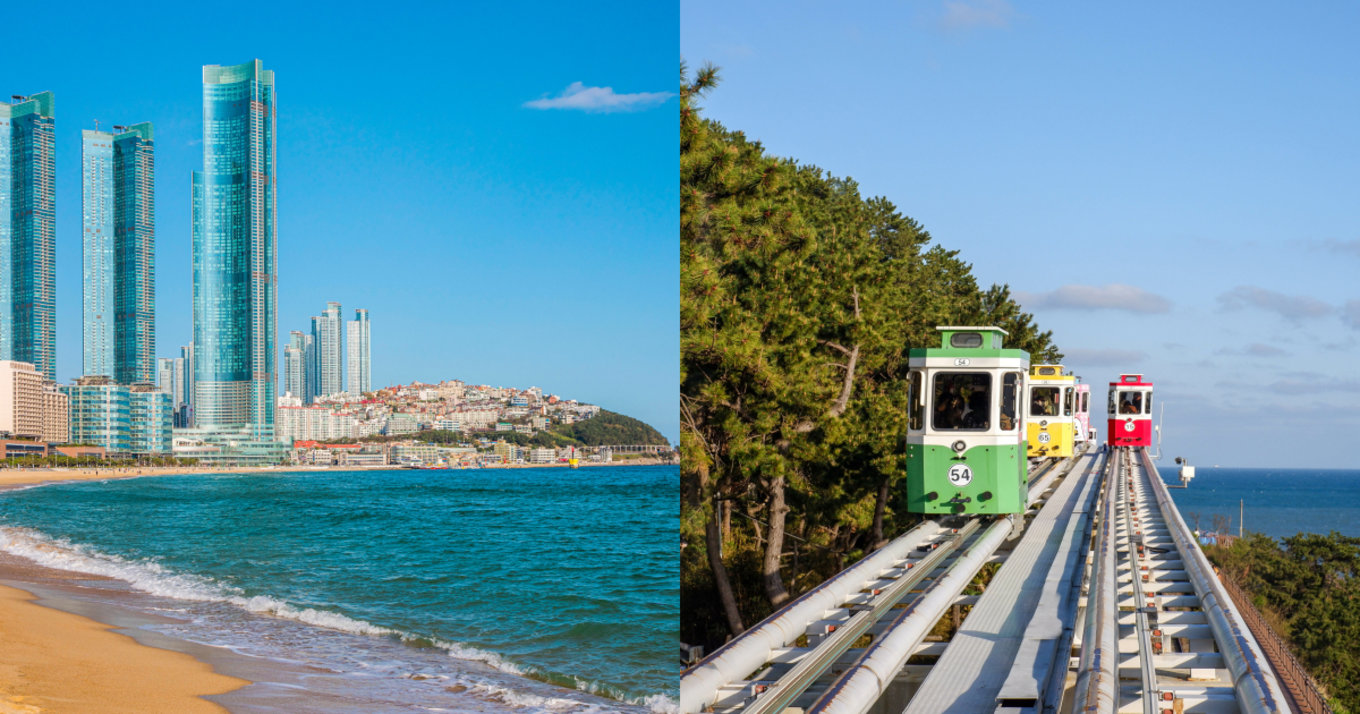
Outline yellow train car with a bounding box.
[1026,364,1076,459]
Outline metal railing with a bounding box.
[1216,572,1333,714]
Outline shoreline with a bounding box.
[0,464,668,713]
[1,467,253,713]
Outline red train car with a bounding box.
[1107,374,1152,448]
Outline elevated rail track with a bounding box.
[683,446,1301,714]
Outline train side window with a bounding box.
[1108,390,1117,416]
[908,371,924,431]
[1000,373,1019,431]
[1063,387,1073,416]
[1081,392,1089,413]
[933,373,990,431]
[1030,386,1059,417]
[1144,392,1153,415]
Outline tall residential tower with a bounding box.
[1,93,57,379]
[346,308,370,395]
[311,301,342,399]
[192,61,277,435]
[82,122,154,383]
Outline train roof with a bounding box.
[1030,364,1074,381]
[907,326,1029,359]
[1109,373,1152,387]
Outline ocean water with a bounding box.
[1155,464,1360,540]
[0,465,677,712]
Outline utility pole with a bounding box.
[1239,499,1244,538]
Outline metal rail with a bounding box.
[682,457,1069,714]
[1070,447,1291,714]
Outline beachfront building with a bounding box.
[63,377,171,455]
[63,376,130,453]
[128,384,172,454]
[1,93,57,380]
[275,402,358,444]
[346,308,370,395]
[42,382,68,444]
[191,60,277,440]
[0,360,45,440]
[311,302,343,401]
[81,123,155,384]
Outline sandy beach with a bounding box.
[0,467,249,713]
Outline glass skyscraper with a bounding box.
[1,92,57,380]
[192,60,276,436]
[82,122,154,383]
[346,308,370,395]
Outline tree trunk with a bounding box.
[763,473,791,607]
[706,497,745,637]
[872,477,890,549]
[693,456,744,637]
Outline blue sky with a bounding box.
[683,1,1360,467]
[1,1,678,442]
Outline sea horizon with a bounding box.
[1153,464,1360,541]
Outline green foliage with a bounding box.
[549,410,669,446]
[1207,531,1360,711]
[680,64,1062,649]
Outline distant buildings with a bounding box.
[284,303,370,404]
[1,93,57,380]
[81,122,154,383]
[192,60,277,438]
[283,330,310,401]
[312,302,343,400]
[347,308,370,395]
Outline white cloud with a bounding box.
[940,0,1015,30]
[1063,348,1148,366]
[1014,284,1171,314]
[1217,285,1332,321]
[523,82,672,113]
[1214,343,1288,358]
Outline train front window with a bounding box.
[932,373,990,431]
[908,371,924,430]
[1000,373,1020,431]
[1118,391,1143,414]
[1063,387,1073,416]
[1030,387,1059,417]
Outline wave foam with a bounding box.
[0,526,521,677]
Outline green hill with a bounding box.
[551,409,670,446]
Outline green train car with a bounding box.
[906,326,1029,515]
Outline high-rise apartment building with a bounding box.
[346,308,370,395]
[178,342,194,427]
[283,330,309,401]
[192,61,276,436]
[1,93,57,380]
[157,357,174,395]
[312,302,342,400]
[82,123,155,383]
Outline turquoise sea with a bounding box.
[0,465,677,712]
[1156,464,1360,540]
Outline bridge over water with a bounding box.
[682,446,1330,714]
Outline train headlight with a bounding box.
[951,440,966,453]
